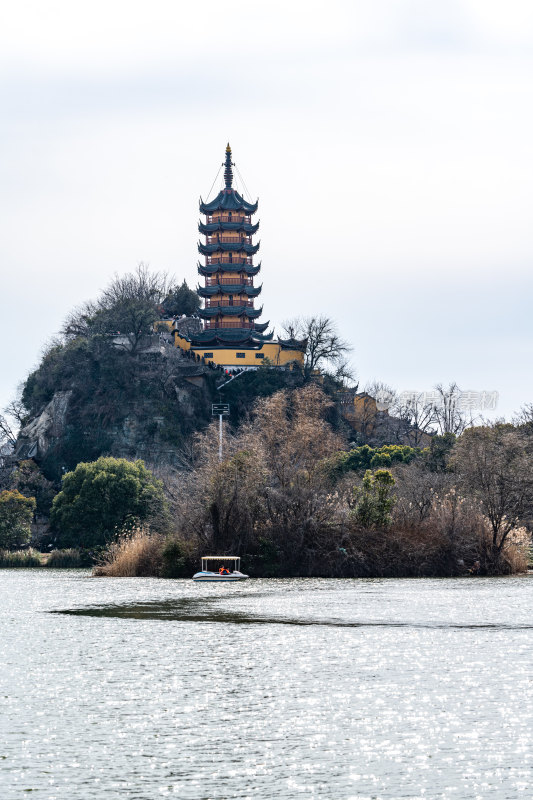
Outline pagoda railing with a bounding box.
[206,236,252,245]
[205,300,254,308]
[206,257,254,265]
[205,277,253,287]
[206,215,251,224]
[204,321,254,330]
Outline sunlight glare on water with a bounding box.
[0,571,532,799]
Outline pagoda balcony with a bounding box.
[205,277,253,287]
[206,236,252,245]
[205,300,255,309]
[204,321,254,330]
[206,215,251,224]
[206,257,254,265]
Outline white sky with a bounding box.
[1,0,532,420]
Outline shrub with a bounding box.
[351,469,395,528]
[51,457,167,548]
[0,548,42,568]
[93,529,194,578]
[370,452,391,468]
[9,461,55,517]
[161,537,189,578]
[0,490,36,550]
[93,528,164,577]
[327,444,420,478]
[46,549,82,568]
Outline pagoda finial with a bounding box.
[224,143,233,189]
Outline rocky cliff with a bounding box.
[15,335,218,479]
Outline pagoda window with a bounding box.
[255,353,264,359]
[236,353,245,359]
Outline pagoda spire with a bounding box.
[224,143,233,189]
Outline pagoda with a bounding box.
[173,144,306,370]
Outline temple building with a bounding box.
[173,144,306,370]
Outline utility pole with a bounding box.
[212,403,230,462]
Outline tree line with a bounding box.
[90,384,532,578]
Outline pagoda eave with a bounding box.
[198,242,260,256]
[198,306,262,319]
[197,284,262,298]
[198,221,260,235]
[253,320,270,333]
[199,190,258,216]
[197,262,261,277]
[183,328,274,347]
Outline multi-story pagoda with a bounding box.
[196,143,269,347]
[174,144,306,371]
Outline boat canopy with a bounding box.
[201,555,241,571]
[201,556,240,561]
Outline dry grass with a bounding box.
[0,548,43,568]
[480,526,530,575]
[93,527,164,577]
[46,549,82,568]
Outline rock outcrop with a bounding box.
[14,391,72,461]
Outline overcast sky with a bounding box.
[1,0,532,421]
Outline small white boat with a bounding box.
[192,556,248,582]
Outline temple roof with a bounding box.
[199,144,259,215]
[198,220,260,235]
[253,320,270,333]
[278,336,308,352]
[198,241,260,256]
[197,284,262,298]
[198,261,261,277]
[183,328,274,346]
[198,306,263,320]
[199,191,258,215]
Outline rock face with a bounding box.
[15,391,72,461]
[13,337,219,478]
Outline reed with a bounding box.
[46,548,82,568]
[93,528,164,577]
[0,548,42,568]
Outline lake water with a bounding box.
[0,571,532,799]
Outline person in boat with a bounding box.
[219,565,230,575]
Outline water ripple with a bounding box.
[1,572,532,799]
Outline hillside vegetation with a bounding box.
[1,267,532,577]
[14,269,215,479]
[94,384,532,577]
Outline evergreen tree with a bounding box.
[0,490,36,549]
[50,457,167,548]
[351,469,395,528]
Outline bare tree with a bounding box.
[364,381,397,411]
[432,383,473,436]
[63,264,170,353]
[513,403,533,436]
[282,316,355,382]
[62,300,100,339]
[0,414,17,449]
[454,424,533,562]
[393,463,454,526]
[392,392,437,447]
[4,397,27,427]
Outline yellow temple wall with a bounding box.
[153,319,174,332]
[173,333,304,368]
